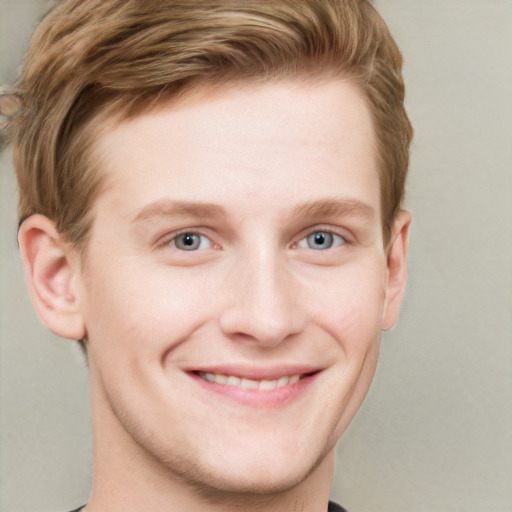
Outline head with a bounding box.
[10,0,412,507]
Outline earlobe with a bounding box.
[381,210,411,331]
[18,215,86,340]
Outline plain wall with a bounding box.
[1,1,511,511]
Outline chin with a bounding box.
[186,444,329,500]
[191,467,307,503]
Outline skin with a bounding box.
[19,78,410,512]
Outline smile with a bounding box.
[189,367,320,408]
[198,372,301,391]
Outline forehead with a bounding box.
[91,78,380,223]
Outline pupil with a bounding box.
[183,234,195,246]
[314,233,326,245]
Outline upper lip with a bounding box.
[187,364,321,381]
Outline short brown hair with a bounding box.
[7,0,412,248]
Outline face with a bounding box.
[76,79,405,494]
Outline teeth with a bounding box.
[240,378,259,390]
[259,379,277,391]
[227,376,241,386]
[288,375,300,384]
[199,372,302,391]
[277,376,289,387]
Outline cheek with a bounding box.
[306,261,387,353]
[80,261,218,354]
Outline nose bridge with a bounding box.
[219,242,302,346]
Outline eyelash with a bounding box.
[165,230,217,251]
[295,230,346,250]
[161,226,348,253]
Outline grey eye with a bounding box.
[299,231,345,250]
[307,232,333,250]
[172,233,210,251]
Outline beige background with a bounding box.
[1,1,511,511]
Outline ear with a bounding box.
[381,210,411,330]
[18,214,86,340]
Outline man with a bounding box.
[4,1,412,510]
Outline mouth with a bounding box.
[188,368,320,408]
[197,371,304,391]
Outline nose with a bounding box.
[218,252,304,347]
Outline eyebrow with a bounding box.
[132,199,228,223]
[131,197,376,224]
[288,198,376,222]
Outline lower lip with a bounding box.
[187,372,318,409]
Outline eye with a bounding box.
[298,231,345,250]
[170,232,212,251]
